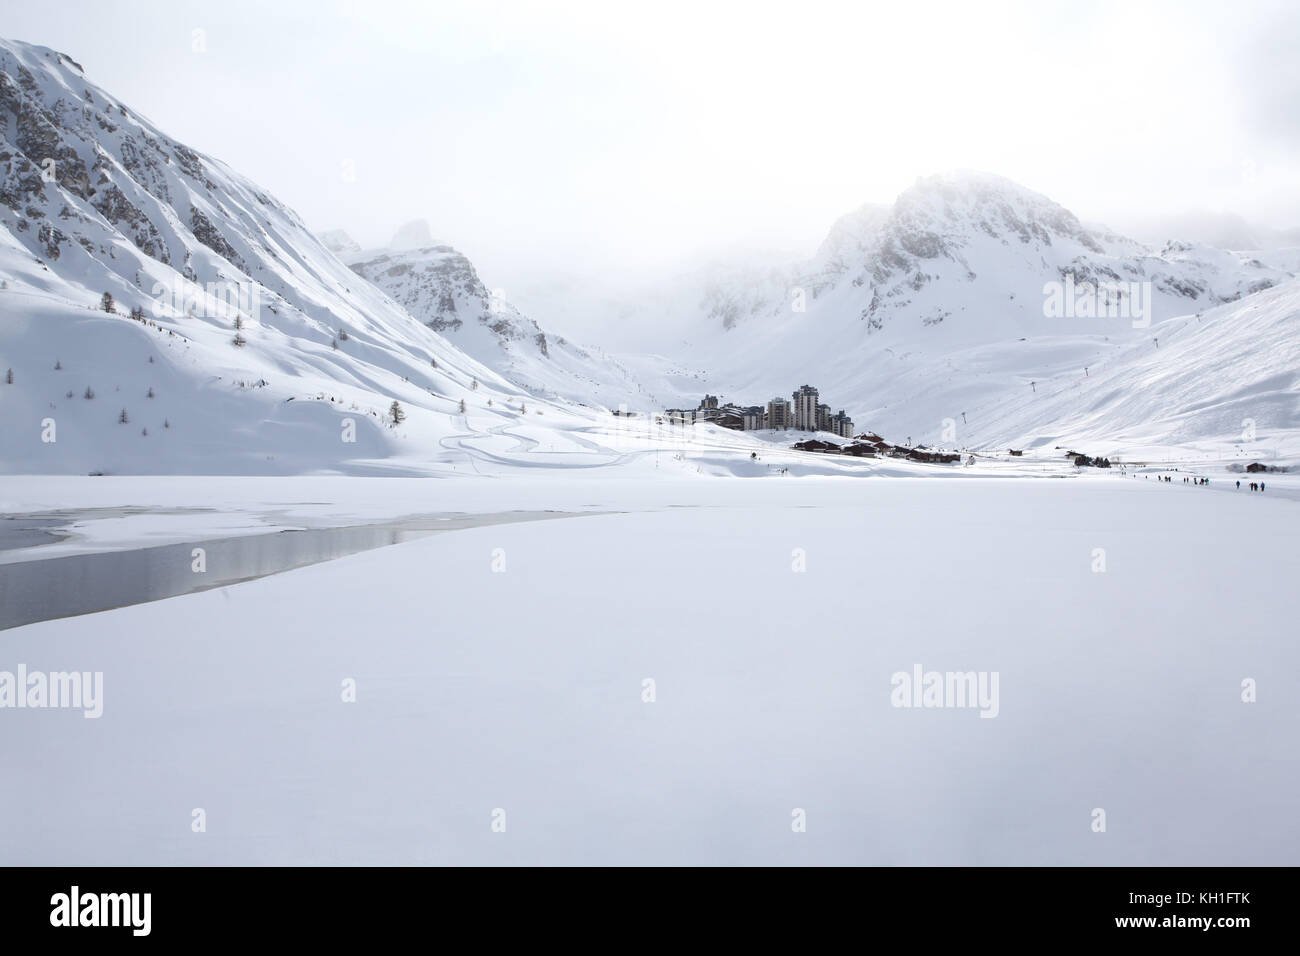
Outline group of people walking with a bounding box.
[1149,474,1267,491]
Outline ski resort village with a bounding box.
[662,385,854,437]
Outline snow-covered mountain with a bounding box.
[340,223,659,408]
[699,172,1287,340]
[2,35,1294,474]
[630,172,1298,456]
[0,39,597,475]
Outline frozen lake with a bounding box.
[2,474,1297,865]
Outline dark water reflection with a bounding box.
[0,516,65,551]
[0,511,579,631]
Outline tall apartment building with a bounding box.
[742,406,766,431]
[832,410,854,438]
[767,396,793,430]
[816,403,833,432]
[792,385,819,430]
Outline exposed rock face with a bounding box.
[0,147,46,210]
[91,184,170,263]
[189,206,242,270]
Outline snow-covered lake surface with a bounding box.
[1,472,1296,864]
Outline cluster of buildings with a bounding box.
[664,385,854,438]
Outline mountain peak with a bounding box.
[390,219,438,250]
[894,171,1101,251]
[319,229,361,255]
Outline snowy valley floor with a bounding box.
[1,472,1297,864]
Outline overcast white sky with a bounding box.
[6,0,1299,288]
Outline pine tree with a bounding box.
[100,292,115,313]
[84,386,94,399]
[389,400,405,425]
[332,338,338,349]
[54,359,62,370]
[459,398,467,414]
[147,387,155,398]
[4,368,12,384]
[164,419,170,429]
[232,332,247,347]
[470,378,478,390]
[118,408,129,424]
[339,329,349,341]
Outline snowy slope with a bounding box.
[0,39,599,475]
[341,222,658,409]
[957,277,1300,459]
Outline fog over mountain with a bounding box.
[1113,211,1300,253]
[3,0,1297,301]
